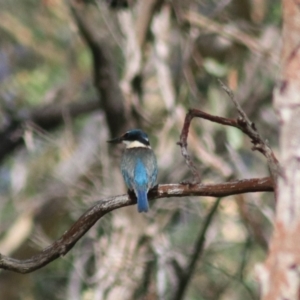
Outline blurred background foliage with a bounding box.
[0,0,280,299]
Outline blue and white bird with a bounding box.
[108,129,158,213]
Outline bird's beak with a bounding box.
[107,136,123,144]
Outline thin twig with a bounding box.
[235,194,268,250]
[0,177,273,274]
[205,261,257,300]
[218,80,281,185]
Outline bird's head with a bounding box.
[107,129,151,148]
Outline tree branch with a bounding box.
[178,86,280,186]
[0,177,273,274]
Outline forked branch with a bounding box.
[178,81,280,186]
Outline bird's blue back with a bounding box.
[121,147,157,212]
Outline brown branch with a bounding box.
[0,177,273,274]
[177,112,202,183]
[178,83,280,186]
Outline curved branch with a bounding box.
[179,102,280,186]
[0,177,273,274]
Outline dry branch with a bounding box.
[178,84,280,186]
[0,177,273,274]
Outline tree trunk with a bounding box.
[258,0,300,299]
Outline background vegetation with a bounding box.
[0,0,280,299]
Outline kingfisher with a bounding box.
[107,129,158,213]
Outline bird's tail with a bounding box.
[136,189,149,213]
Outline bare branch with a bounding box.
[178,88,280,187]
[177,111,202,184]
[0,177,273,274]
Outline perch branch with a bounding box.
[0,177,273,274]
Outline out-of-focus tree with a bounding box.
[0,0,282,299]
